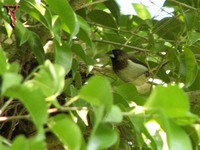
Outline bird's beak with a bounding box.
[106,51,114,58]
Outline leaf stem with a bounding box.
[65,96,79,106]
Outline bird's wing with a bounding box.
[129,57,148,68]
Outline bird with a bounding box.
[110,49,151,93]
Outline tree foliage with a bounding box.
[0,0,200,149]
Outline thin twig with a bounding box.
[169,0,196,10]
[65,96,79,106]
[92,39,149,52]
[48,107,89,113]
[0,98,13,115]
[0,115,30,122]
[88,22,148,41]
[76,0,109,10]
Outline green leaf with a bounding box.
[114,83,137,102]
[52,16,62,43]
[79,76,113,110]
[20,0,50,28]
[183,48,198,87]
[54,40,73,74]
[183,10,197,31]
[12,135,29,150]
[93,106,105,130]
[32,60,65,99]
[133,3,151,20]
[104,105,123,123]
[14,20,30,46]
[168,120,192,150]
[29,134,46,150]
[7,62,20,73]
[77,28,92,47]
[4,85,48,128]
[187,31,200,46]
[28,31,45,64]
[2,73,22,94]
[77,15,90,33]
[179,47,198,87]
[45,0,79,39]
[48,114,82,150]
[156,111,192,150]
[72,44,85,59]
[153,17,183,41]
[12,134,46,150]
[4,21,12,38]
[145,85,197,123]
[0,136,10,150]
[104,0,121,23]
[87,123,118,150]
[87,10,118,29]
[0,47,7,75]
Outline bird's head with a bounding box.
[108,49,129,70]
[110,49,129,61]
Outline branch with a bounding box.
[169,0,196,10]
[88,22,148,41]
[0,115,30,122]
[0,98,13,115]
[92,39,149,52]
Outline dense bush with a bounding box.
[0,0,200,149]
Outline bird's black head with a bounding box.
[109,49,129,71]
[111,49,129,60]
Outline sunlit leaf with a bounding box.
[32,60,65,99]
[155,111,192,150]
[87,123,118,150]
[4,85,48,128]
[168,120,192,150]
[145,85,197,124]
[104,105,123,123]
[4,21,12,38]
[133,3,151,20]
[2,73,22,94]
[48,114,82,150]
[0,136,10,150]
[12,135,29,150]
[12,135,46,150]
[45,0,79,39]
[20,0,50,28]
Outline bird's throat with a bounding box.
[112,59,128,71]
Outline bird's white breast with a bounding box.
[116,60,148,85]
